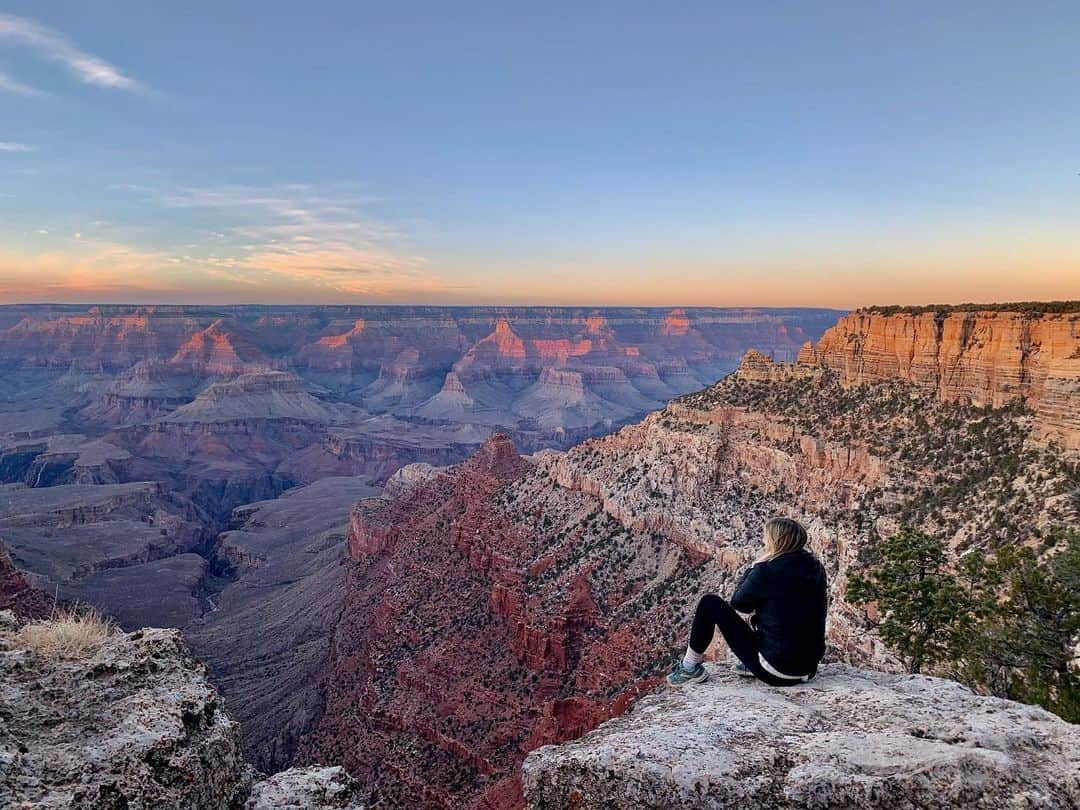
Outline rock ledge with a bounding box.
[0,611,363,809]
[523,663,1080,809]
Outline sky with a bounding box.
[0,2,1078,307]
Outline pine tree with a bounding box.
[849,526,1080,721]
[847,528,965,674]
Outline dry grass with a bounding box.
[13,606,116,660]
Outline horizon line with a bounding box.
[0,299,1077,311]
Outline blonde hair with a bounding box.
[758,517,808,562]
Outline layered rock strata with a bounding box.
[799,308,1080,451]
[305,319,1079,806]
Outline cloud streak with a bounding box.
[0,141,34,152]
[0,14,144,92]
[0,70,43,96]
[0,181,453,302]
[160,184,446,297]
[0,241,177,301]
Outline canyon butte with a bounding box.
[1,302,1078,808]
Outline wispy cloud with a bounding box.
[160,184,445,297]
[0,13,144,92]
[0,141,34,152]
[0,70,43,96]
[0,181,453,302]
[0,240,176,300]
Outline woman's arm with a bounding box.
[730,564,766,613]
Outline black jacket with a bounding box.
[731,549,827,676]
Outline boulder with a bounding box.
[244,766,364,809]
[0,622,246,809]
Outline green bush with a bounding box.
[848,526,1080,721]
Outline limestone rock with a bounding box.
[383,461,441,498]
[523,663,1080,809]
[0,616,363,809]
[0,623,246,809]
[244,766,365,809]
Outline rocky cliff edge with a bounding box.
[0,610,364,809]
[523,663,1080,809]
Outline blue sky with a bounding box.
[1,2,1078,305]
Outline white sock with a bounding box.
[681,647,704,669]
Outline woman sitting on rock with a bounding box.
[667,516,827,687]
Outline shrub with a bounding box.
[13,607,115,659]
[847,528,964,674]
[848,525,1080,721]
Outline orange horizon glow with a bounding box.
[1,244,1077,309]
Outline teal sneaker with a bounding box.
[732,660,754,677]
[666,660,708,687]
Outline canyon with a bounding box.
[299,305,1079,806]
[0,302,1076,808]
[0,304,835,783]
[0,303,833,597]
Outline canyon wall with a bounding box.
[183,476,382,772]
[2,304,1075,808]
[799,308,1080,451]
[301,434,713,808]
[0,304,838,639]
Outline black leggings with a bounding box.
[688,594,806,687]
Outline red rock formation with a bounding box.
[295,307,1079,808]
[170,319,269,375]
[0,307,205,368]
[296,320,367,370]
[0,545,52,619]
[463,433,532,479]
[488,318,527,360]
[660,308,690,337]
[300,434,695,808]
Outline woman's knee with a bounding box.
[697,593,722,611]
[696,593,729,618]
